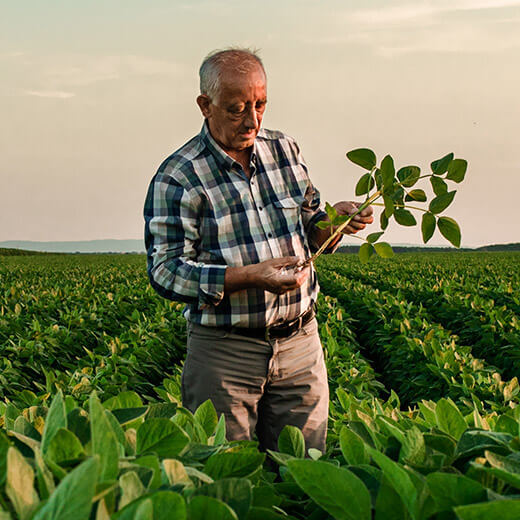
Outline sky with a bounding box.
[1,0,519,248]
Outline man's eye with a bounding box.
[255,101,267,111]
[229,105,245,115]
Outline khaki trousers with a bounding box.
[182,318,329,453]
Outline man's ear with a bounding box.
[196,95,212,118]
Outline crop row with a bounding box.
[317,253,520,380]
[0,255,186,406]
[316,262,520,411]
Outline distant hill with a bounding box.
[0,239,145,254]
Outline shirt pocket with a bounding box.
[271,195,305,236]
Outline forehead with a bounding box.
[217,66,267,102]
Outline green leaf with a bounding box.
[135,455,163,490]
[366,231,384,243]
[0,431,9,487]
[316,220,332,230]
[405,189,427,202]
[194,400,218,437]
[214,415,227,445]
[332,214,349,226]
[394,209,416,226]
[41,390,67,456]
[456,430,512,460]
[374,476,407,520]
[6,447,39,520]
[380,211,389,230]
[426,472,486,512]
[421,213,436,243]
[288,459,371,520]
[245,507,287,520]
[119,471,146,509]
[447,158,467,183]
[347,148,376,170]
[114,491,186,520]
[374,242,394,258]
[278,425,305,459]
[193,478,252,520]
[383,195,394,218]
[134,499,153,520]
[339,427,369,465]
[204,451,265,480]
[397,166,420,187]
[380,155,395,189]
[111,407,148,427]
[400,426,426,466]
[136,418,190,458]
[359,243,374,264]
[436,399,467,440]
[431,153,454,175]
[470,461,520,491]
[355,173,375,196]
[14,416,41,441]
[32,457,98,520]
[430,176,448,196]
[188,496,238,520]
[429,191,456,214]
[46,428,85,466]
[103,391,143,410]
[89,393,119,481]
[325,202,337,221]
[455,500,520,519]
[438,217,461,248]
[367,448,417,519]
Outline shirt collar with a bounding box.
[200,120,258,172]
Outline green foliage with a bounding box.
[0,253,519,519]
[316,148,468,264]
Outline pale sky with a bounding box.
[1,0,519,247]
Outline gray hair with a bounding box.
[199,47,266,102]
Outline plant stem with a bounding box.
[372,202,428,213]
[303,190,382,266]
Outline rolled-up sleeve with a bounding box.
[144,171,227,308]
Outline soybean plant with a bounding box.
[307,149,467,264]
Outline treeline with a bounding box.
[338,242,520,254]
[0,248,52,256]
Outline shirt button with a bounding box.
[268,232,273,238]
[258,206,263,211]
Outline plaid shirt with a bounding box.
[144,121,336,328]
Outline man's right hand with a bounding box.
[225,256,310,295]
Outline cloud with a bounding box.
[23,90,75,99]
[347,0,520,26]
[12,54,183,99]
[312,0,520,55]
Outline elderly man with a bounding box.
[144,48,373,453]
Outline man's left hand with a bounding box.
[333,201,374,234]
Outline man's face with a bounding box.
[198,66,267,155]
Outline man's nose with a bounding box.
[243,106,259,129]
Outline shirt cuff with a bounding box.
[198,265,227,309]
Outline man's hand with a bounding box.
[225,257,310,295]
[333,201,374,234]
[249,257,310,294]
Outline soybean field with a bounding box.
[0,252,519,519]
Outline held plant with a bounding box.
[307,149,467,264]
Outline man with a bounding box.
[144,48,373,453]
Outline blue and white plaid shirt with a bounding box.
[144,121,335,328]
